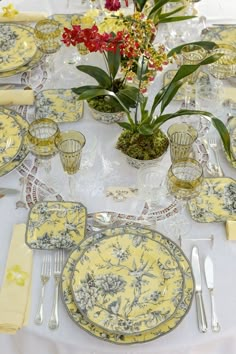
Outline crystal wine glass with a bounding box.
[55,130,86,200]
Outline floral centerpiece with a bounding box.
[62,13,169,116]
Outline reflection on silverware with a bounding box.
[204,256,221,333]
[35,254,51,325]
[191,246,208,333]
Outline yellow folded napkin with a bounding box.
[0,224,33,333]
[226,220,236,240]
[0,12,48,22]
[0,90,34,106]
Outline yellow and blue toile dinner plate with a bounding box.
[188,177,236,222]
[35,89,84,123]
[0,110,23,168]
[61,226,194,344]
[0,24,44,78]
[0,24,37,72]
[25,201,87,250]
[71,232,184,335]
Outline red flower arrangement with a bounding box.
[104,0,129,11]
[62,24,139,57]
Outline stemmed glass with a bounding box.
[55,131,86,200]
[27,118,60,187]
[34,19,63,82]
[181,44,207,109]
[165,158,203,236]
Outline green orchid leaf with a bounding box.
[212,117,232,159]
[158,15,196,23]
[117,86,140,109]
[76,65,112,88]
[167,41,218,58]
[171,54,222,83]
[107,49,121,80]
[148,0,175,17]
[118,122,133,130]
[133,0,147,12]
[157,5,186,18]
[150,85,167,116]
[72,85,100,95]
[160,80,184,114]
[138,124,154,135]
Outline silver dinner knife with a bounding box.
[191,246,208,333]
[204,256,221,332]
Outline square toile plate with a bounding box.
[25,201,87,249]
[35,89,83,123]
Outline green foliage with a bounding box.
[72,49,139,112]
[134,0,196,25]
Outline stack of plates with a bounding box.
[0,23,44,78]
[61,225,194,344]
[0,107,29,176]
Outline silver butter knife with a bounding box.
[204,256,221,332]
[0,188,19,196]
[191,246,208,333]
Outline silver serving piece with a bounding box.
[191,246,208,333]
[204,256,221,332]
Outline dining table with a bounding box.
[0,0,236,353]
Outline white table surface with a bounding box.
[0,0,236,353]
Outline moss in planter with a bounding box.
[116,129,169,160]
[88,96,123,113]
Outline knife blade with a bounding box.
[191,246,208,333]
[204,256,221,332]
[0,188,19,197]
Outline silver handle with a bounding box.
[196,291,208,333]
[35,284,45,325]
[210,289,221,332]
[48,280,59,329]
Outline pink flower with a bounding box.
[104,0,121,11]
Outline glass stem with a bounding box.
[68,174,76,200]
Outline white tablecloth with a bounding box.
[0,0,236,353]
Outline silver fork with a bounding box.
[48,250,64,329]
[35,254,51,325]
[208,137,224,177]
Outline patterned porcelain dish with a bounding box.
[201,25,236,47]
[188,177,236,222]
[0,108,28,176]
[25,201,87,250]
[71,232,184,335]
[0,111,23,168]
[0,25,44,78]
[0,24,37,72]
[61,226,194,344]
[88,105,126,124]
[35,89,84,122]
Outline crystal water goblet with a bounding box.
[27,118,60,188]
[181,44,207,109]
[34,19,63,81]
[165,158,203,236]
[55,131,86,200]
